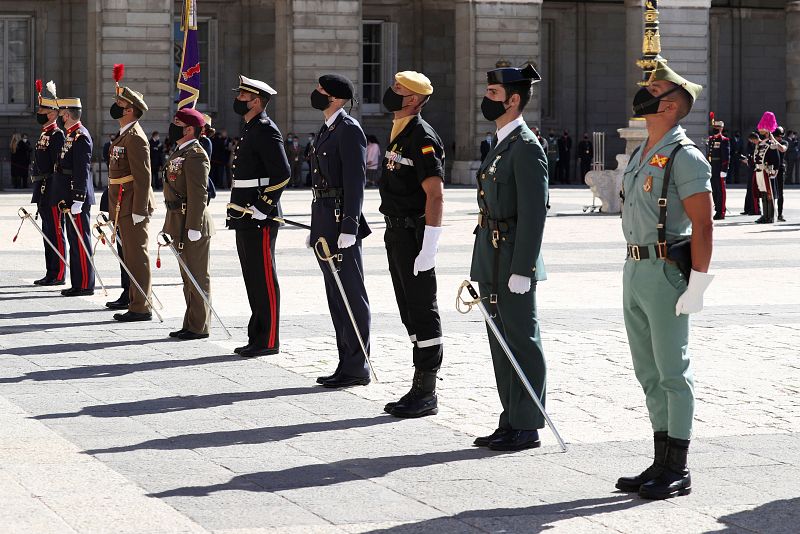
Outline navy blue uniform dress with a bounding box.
[31,123,67,283]
[226,111,291,351]
[310,110,372,378]
[54,122,95,291]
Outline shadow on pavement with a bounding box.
[85,415,400,455]
[361,496,647,533]
[149,448,504,497]
[0,308,106,320]
[0,319,116,334]
[33,386,325,420]
[709,497,800,533]
[0,353,236,383]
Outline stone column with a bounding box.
[87,0,173,151]
[786,0,800,181]
[657,0,711,142]
[451,0,543,185]
[274,0,361,139]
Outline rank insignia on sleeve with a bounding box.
[421,145,434,155]
[649,154,669,169]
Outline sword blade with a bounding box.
[21,211,70,267]
[96,227,164,322]
[165,241,231,338]
[475,299,568,452]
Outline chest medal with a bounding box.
[488,155,501,178]
[643,175,653,193]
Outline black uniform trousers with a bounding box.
[65,207,95,291]
[775,170,785,217]
[40,204,67,282]
[236,225,280,350]
[710,161,727,216]
[744,167,760,215]
[384,225,443,371]
[312,201,371,378]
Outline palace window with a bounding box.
[0,16,33,114]
[362,21,397,115]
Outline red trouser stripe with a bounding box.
[53,207,66,280]
[75,214,88,289]
[720,175,727,213]
[262,227,277,348]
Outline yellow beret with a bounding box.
[395,71,433,96]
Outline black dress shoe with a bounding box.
[61,287,95,297]
[234,344,250,354]
[176,331,210,340]
[33,276,51,285]
[113,311,152,322]
[169,329,188,338]
[488,429,541,451]
[316,370,340,385]
[39,278,65,286]
[320,374,370,388]
[474,428,511,447]
[713,213,724,220]
[105,295,129,310]
[238,346,279,358]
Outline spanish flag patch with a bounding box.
[649,154,669,169]
[421,145,435,155]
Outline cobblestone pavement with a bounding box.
[0,186,798,533]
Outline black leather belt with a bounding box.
[384,215,424,229]
[165,200,187,213]
[627,243,668,261]
[312,187,343,200]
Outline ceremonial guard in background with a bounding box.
[54,95,95,297]
[471,64,549,451]
[752,112,781,224]
[30,80,66,286]
[772,126,788,222]
[577,133,593,182]
[309,74,372,388]
[379,71,445,418]
[108,65,156,321]
[227,75,291,358]
[163,108,214,340]
[617,61,713,500]
[706,114,729,220]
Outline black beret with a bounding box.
[487,63,541,85]
[319,74,354,100]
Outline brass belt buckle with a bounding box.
[489,294,498,304]
[181,202,187,215]
[491,230,499,249]
[630,245,640,260]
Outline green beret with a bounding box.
[648,60,702,105]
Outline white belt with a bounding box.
[385,150,414,167]
[233,177,270,189]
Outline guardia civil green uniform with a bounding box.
[470,66,549,438]
[616,60,712,500]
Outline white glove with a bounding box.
[251,206,267,221]
[675,270,715,316]
[508,274,532,294]
[187,229,202,242]
[337,233,357,249]
[720,172,727,178]
[305,234,312,248]
[413,225,442,276]
[132,213,146,225]
[70,201,83,215]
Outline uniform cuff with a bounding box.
[253,196,276,218]
[340,216,359,236]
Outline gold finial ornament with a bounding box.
[635,0,664,86]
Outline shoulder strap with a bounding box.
[630,144,642,163]
[657,140,695,250]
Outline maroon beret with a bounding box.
[174,107,205,128]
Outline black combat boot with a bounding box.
[616,432,668,492]
[388,369,439,418]
[765,195,775,223]
[638,436,691,500]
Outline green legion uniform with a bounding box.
[470,120,549,431]
[621,125,711,440]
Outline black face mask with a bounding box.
[233,98,250,116]
[632,86,681,117]
[382,87,406,112]
[169,123,186,143]
[310,89,331,111]
[110,103,127,120]
[36,113,50,125]
[481,97,508,122]
[759,133,767,140]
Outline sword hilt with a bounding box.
[456,280,482,314]
[313,237,342,264]
[157,232,173,247]
[18,207,30,219]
